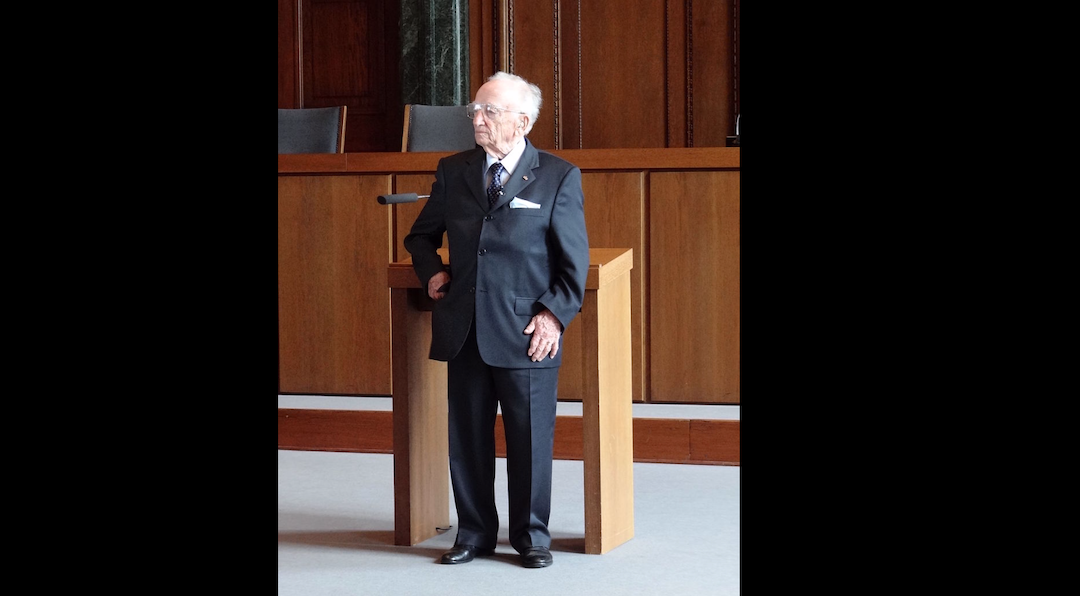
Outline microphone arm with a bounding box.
[377,193,430,205]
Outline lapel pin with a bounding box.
[522,175,528,181]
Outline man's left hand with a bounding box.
[524,308,563,361]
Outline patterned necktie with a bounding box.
[487,162,505,208]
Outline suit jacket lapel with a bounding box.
[499,140,539,206]
[464,149,489,210]
[467,139,541,211]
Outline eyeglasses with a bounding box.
[466,102,527,119]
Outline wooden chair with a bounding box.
[401,104,477,152]
[278,106,347,154]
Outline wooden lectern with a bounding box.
[386,247,635,554]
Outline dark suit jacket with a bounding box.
[404,138,590,368]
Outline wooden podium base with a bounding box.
[387,248,634,554]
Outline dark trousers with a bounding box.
[446,322,559,553]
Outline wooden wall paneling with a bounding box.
[301,0,401,152]
[631,418,690,462]
[733,0,739,119]
[578,0,668,148]
[550,147,737,170]
[665,0,688,147]
[559,171,646,402]
[280,408,739,465]
[690,0,735,146]
[648,171,739,403]
[556,0,582,149]
[550,415,584,460]
[279,152,348,173]
[278,175,395,395]
[278,409,394,452]
[283,0,738,151]
[505,1,557,150]
[689,419,740,465]
[495,0,510,73]
[468,0,493,96]
[498,414,586,460]
[391,174,437,262]
[279,0,300,107]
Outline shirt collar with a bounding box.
[485,138,527,177]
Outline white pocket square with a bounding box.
[509,197,541,209]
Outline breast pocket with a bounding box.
[509,207,545,217]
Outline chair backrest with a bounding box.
[278,106,347,154]
[402,104,477,152]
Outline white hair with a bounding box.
[489,71,542,133]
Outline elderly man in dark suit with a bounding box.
[403,71,590,569]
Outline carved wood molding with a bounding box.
[732,0,739,118]
[507,0,514,72]
[686,0,694,147]
[552,0,559,148]
[493,0,507,73]
[664,0,670,147]
[575,1,582,148]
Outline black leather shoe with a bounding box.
[521,546,553,568]
[440,545,495,564]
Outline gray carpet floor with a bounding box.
[278,449,740,595]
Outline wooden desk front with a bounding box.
[279,147,739,406]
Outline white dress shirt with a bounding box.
[485,138,526,188]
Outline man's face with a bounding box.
[471,79,526,157]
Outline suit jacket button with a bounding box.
[478,249,487,255]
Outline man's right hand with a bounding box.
[428,271,451,301]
